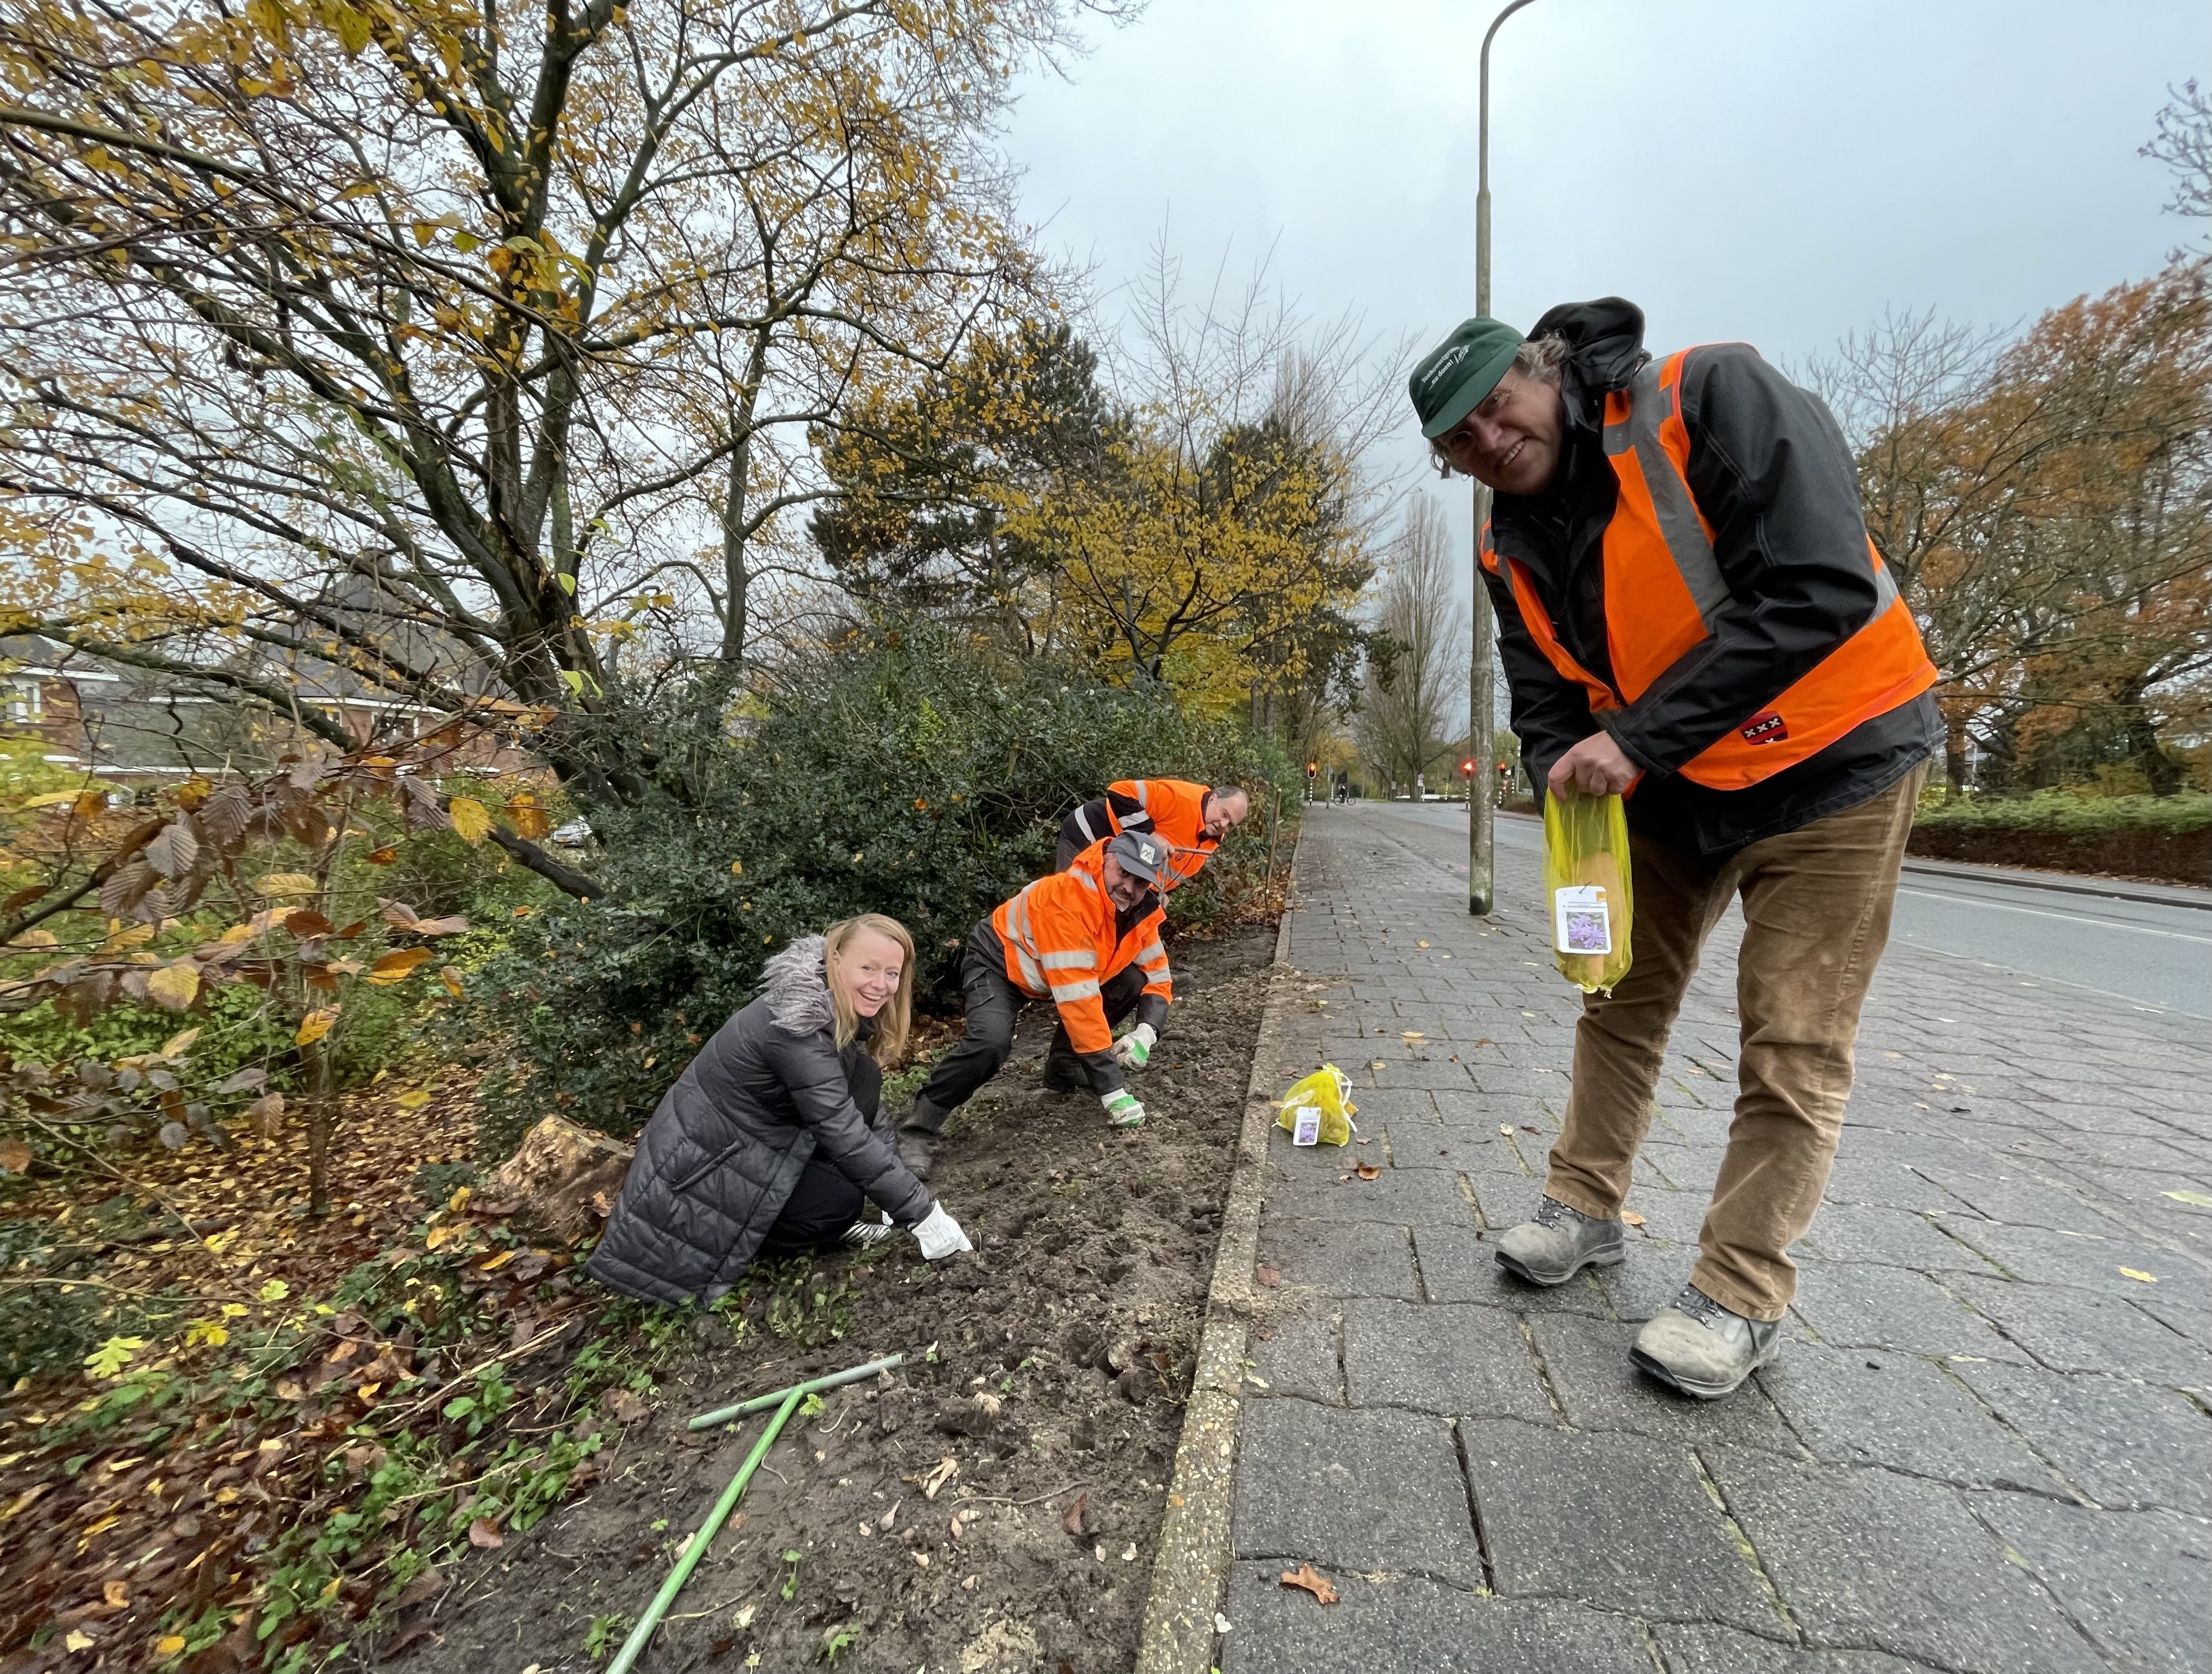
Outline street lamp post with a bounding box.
[1468,0,1540,916]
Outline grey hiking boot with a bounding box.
[1632,1284,1782,1400]
[1494,1196,1627,1286]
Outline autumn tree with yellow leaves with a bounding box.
[812,252,1400,735]
[0,0,1096,814]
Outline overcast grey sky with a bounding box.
[1001,0,2208,602]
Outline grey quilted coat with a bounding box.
[585,936,935,1308]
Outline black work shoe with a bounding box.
[895,1129,936,1182]
[1494,1196,1628,1286]
[1631,1284,1782,1400]
[1039,1055,1089,1094]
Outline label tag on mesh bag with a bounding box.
[1553,885,1612,955]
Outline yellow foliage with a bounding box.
[446,798,493,845]
[504,789,551,841]
[145,964,200,1010]
[365,947,431,984]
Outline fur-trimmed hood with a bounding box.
[762,935,834,1037]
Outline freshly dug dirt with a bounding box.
[406,925,1275,1674]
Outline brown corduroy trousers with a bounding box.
[1543,766,1927,1320]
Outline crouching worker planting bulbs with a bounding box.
[588,914,971,1308]
[896,831,1175,1180]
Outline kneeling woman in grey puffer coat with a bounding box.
[587,914,971,1308]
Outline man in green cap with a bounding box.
[1407,299,1941,1400]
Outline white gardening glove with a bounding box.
[1111,1022,1157,1070]
[910,1201,972,1260]
[1100,1089,1146,1128]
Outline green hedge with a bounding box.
[461,624,1295,1152]
[1914,790,2211,836]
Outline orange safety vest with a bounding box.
[1092,778,1218,890]
[1481,349,1938,791]
[991,843,1172,1055]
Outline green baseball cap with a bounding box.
[1408,316,1525,439]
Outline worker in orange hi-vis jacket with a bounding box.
[1053,778,1251,888]
[895,832,1173,1180]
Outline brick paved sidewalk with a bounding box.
[1217,804,2210,1674]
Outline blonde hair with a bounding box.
[822,913,915,1067]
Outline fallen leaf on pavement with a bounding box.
[2118,1267,2158,1283]
[1621,1211,1647,1228]
[1254,1264,1281,1289]
[1354,1163,1381,1181]
[467,1516,504,1549]
[1280,1563,1340,1605]
[1499,1124,1514,1138]
[2161,1190,2212,1208]
[1062,1491,1090,1537]
[1400,1031,1425,1041]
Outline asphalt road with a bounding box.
[1346,798,2212,1020]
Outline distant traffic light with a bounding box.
[1460,758,1476,774]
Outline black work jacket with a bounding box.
[1487,298,1937,855]
[586,936,933,1309]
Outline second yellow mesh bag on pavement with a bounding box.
[1543,790,1634,994]
[1275,1064,1357,1146]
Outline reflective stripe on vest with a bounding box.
[1002,881,1046,992]
[1484,348,1938,792]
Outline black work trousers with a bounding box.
[756,1056,882,1256]
[905,923,1144,1132]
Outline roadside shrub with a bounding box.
[1914,789,2210,835]
[462,623,1293,1151]
[1910,789,2210,885]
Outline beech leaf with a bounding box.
[447,797,493,844]
[146,963,200,1012]
[367,947,433,984]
